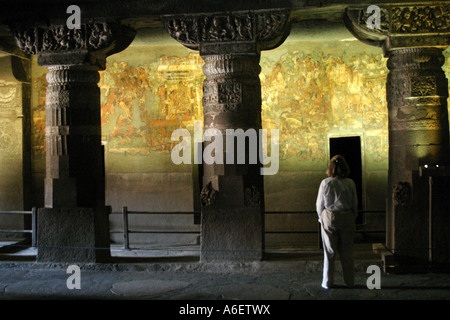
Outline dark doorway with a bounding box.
[329,136,363,224]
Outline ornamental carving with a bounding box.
[200,181,217,207]
[410,76,437,97]
[390,5,449,34]
[244,185,261,207]
[353,4,449,34]
[345,4,450,50]
[393,182,411,207]
[163,11,290,51]
[0,85,18,108]
[13,22,119,55]
[218,82,241,104]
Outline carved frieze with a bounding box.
[389,5,449,34]
[345,3,450,51]
[13,22,119,55]
[355,5,449,34]
[163,10,291,52]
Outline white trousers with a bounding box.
[320,208,355,288]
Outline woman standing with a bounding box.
[316,155,358,289]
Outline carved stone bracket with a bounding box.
[344,3,450,53]
[12,22,135,69]
[162,10,291,54]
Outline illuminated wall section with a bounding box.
[29,31,450,246]
[261,42,388,213]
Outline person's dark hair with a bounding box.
[326,155,350,178]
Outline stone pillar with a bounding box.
[164,11,291,261]
[13,22,135,262]
[200,52,265,261]
[386,47,449,267]
[345,4,450,270]
[44,64,104,208]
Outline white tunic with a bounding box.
[316,177,358,219]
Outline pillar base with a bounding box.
[201,207,264,262]
[36,207,111,263]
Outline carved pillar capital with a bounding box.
[344,3,450,54]
[12,21,135,69]
[162,10,291,55]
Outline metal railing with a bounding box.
[0,207,385,251]
[0,208,37,247]
[110,207,385,250]
[110,207,201,250]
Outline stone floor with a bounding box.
[0,242,449,303]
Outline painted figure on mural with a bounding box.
[259,49,389,163]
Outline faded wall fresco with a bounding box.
[260,48,388,165]
[30,44,450,176]
[30,47,390,166]
[100,53,204,156]
[25,35,450,245]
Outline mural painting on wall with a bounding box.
[260,50,388,163]
[99,53,205,155]
[31,49,391,164]
[31,73,46,156]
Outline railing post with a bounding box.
[122,206,129,250]
[31,207,37,247]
